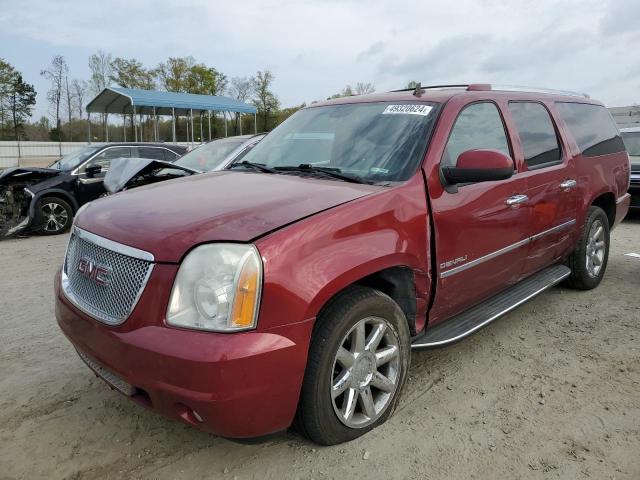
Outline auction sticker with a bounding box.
[382,104,432,116]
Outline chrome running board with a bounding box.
[411,264,571,349]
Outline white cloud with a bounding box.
[1,0,639,113]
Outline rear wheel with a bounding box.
[566,206,610,290]
[295,286,410,445]
[37,197,73,235]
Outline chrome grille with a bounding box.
[62,227,154,325]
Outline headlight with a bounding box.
[167,244,262,332]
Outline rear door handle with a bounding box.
[560,179,577,190]
[505,194,529,207]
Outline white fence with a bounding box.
[0,141,192,168]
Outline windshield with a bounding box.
[240,102,439,183]
[622,131,640,158]
[51,145,103,171]
[175,138,246,171]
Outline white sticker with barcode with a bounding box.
[382,104,432,116]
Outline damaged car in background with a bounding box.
[0,142,186,238]
[104,134,264,194]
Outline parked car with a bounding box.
[0,142,186,237]
[55,84,630,445]
[104,135,264,193]
[620,127,640,209]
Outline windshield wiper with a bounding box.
[229,161,276,173]
[273,164,368,184]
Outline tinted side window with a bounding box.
[442,102,510,167]
[135,147,166,160]
[509,102,561,168]
[163,149,179,161]
[556,102,624,157]
[83,147,131,172]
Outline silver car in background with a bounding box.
[104,134,265,193]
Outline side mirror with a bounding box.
[441,149,514,185]
[85,165,102,177]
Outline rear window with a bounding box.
[555,102,624,157]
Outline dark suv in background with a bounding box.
[0,142,186,237]
[621,127,640,209]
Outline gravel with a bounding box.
[1,212,639,479]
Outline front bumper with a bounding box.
[55,270,314,438]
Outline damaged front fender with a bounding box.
[0,167,61,238]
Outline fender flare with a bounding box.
[26,189,80,229]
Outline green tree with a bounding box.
[110,57,155,89]
[8,73,36,140]
[406,80,420,89]
[0,59,36,140]
[251,70,279,132]
[327,85,354,100]
[155,56,195,92]
[187,64,228,95]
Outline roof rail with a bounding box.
[490,84,590,98]
[391,84,470,93]
[391,83,590,98]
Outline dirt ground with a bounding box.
[1,214,639,480]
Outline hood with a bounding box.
[76,171,383,262]
[0,166,60,182]
[104,157,199,193]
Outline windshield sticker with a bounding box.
[382,104,432,116]
[370,167,389,174]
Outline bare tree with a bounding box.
[229,77,252,133]
[41,55,68,139]
[71,79,88,118]
[354,82,375,95]
[229,76,252,102]
[64,75,73,139]
[88,50,113,95]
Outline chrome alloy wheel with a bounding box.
[585,219,605,278]
[42,202,69,233]
[330,316,401,428]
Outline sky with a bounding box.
[1,0,639,120]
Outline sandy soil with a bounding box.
[1,214,639,480]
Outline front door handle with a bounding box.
[505,194,529,208]
[560,179,577,190]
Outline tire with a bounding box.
[295,285,411,445]
[36,196,73,235]
[566,206,610,290]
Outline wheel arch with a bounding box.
[308,261,420,336]
[590,191,616,227]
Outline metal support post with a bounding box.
[172,107,176,143]
[133,106,138,142]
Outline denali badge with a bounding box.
[440,255,468,270]
[77,257,111,286]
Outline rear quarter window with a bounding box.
[555,102,625,157]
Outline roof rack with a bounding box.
[391,83,589,98]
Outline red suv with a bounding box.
[55,84,631,445]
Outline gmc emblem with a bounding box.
[77,257,111,286]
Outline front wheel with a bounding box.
[566,206,610,290]
[37,197,73,235]
[295,286,410,445]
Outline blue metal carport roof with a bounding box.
[86,87,257,116]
